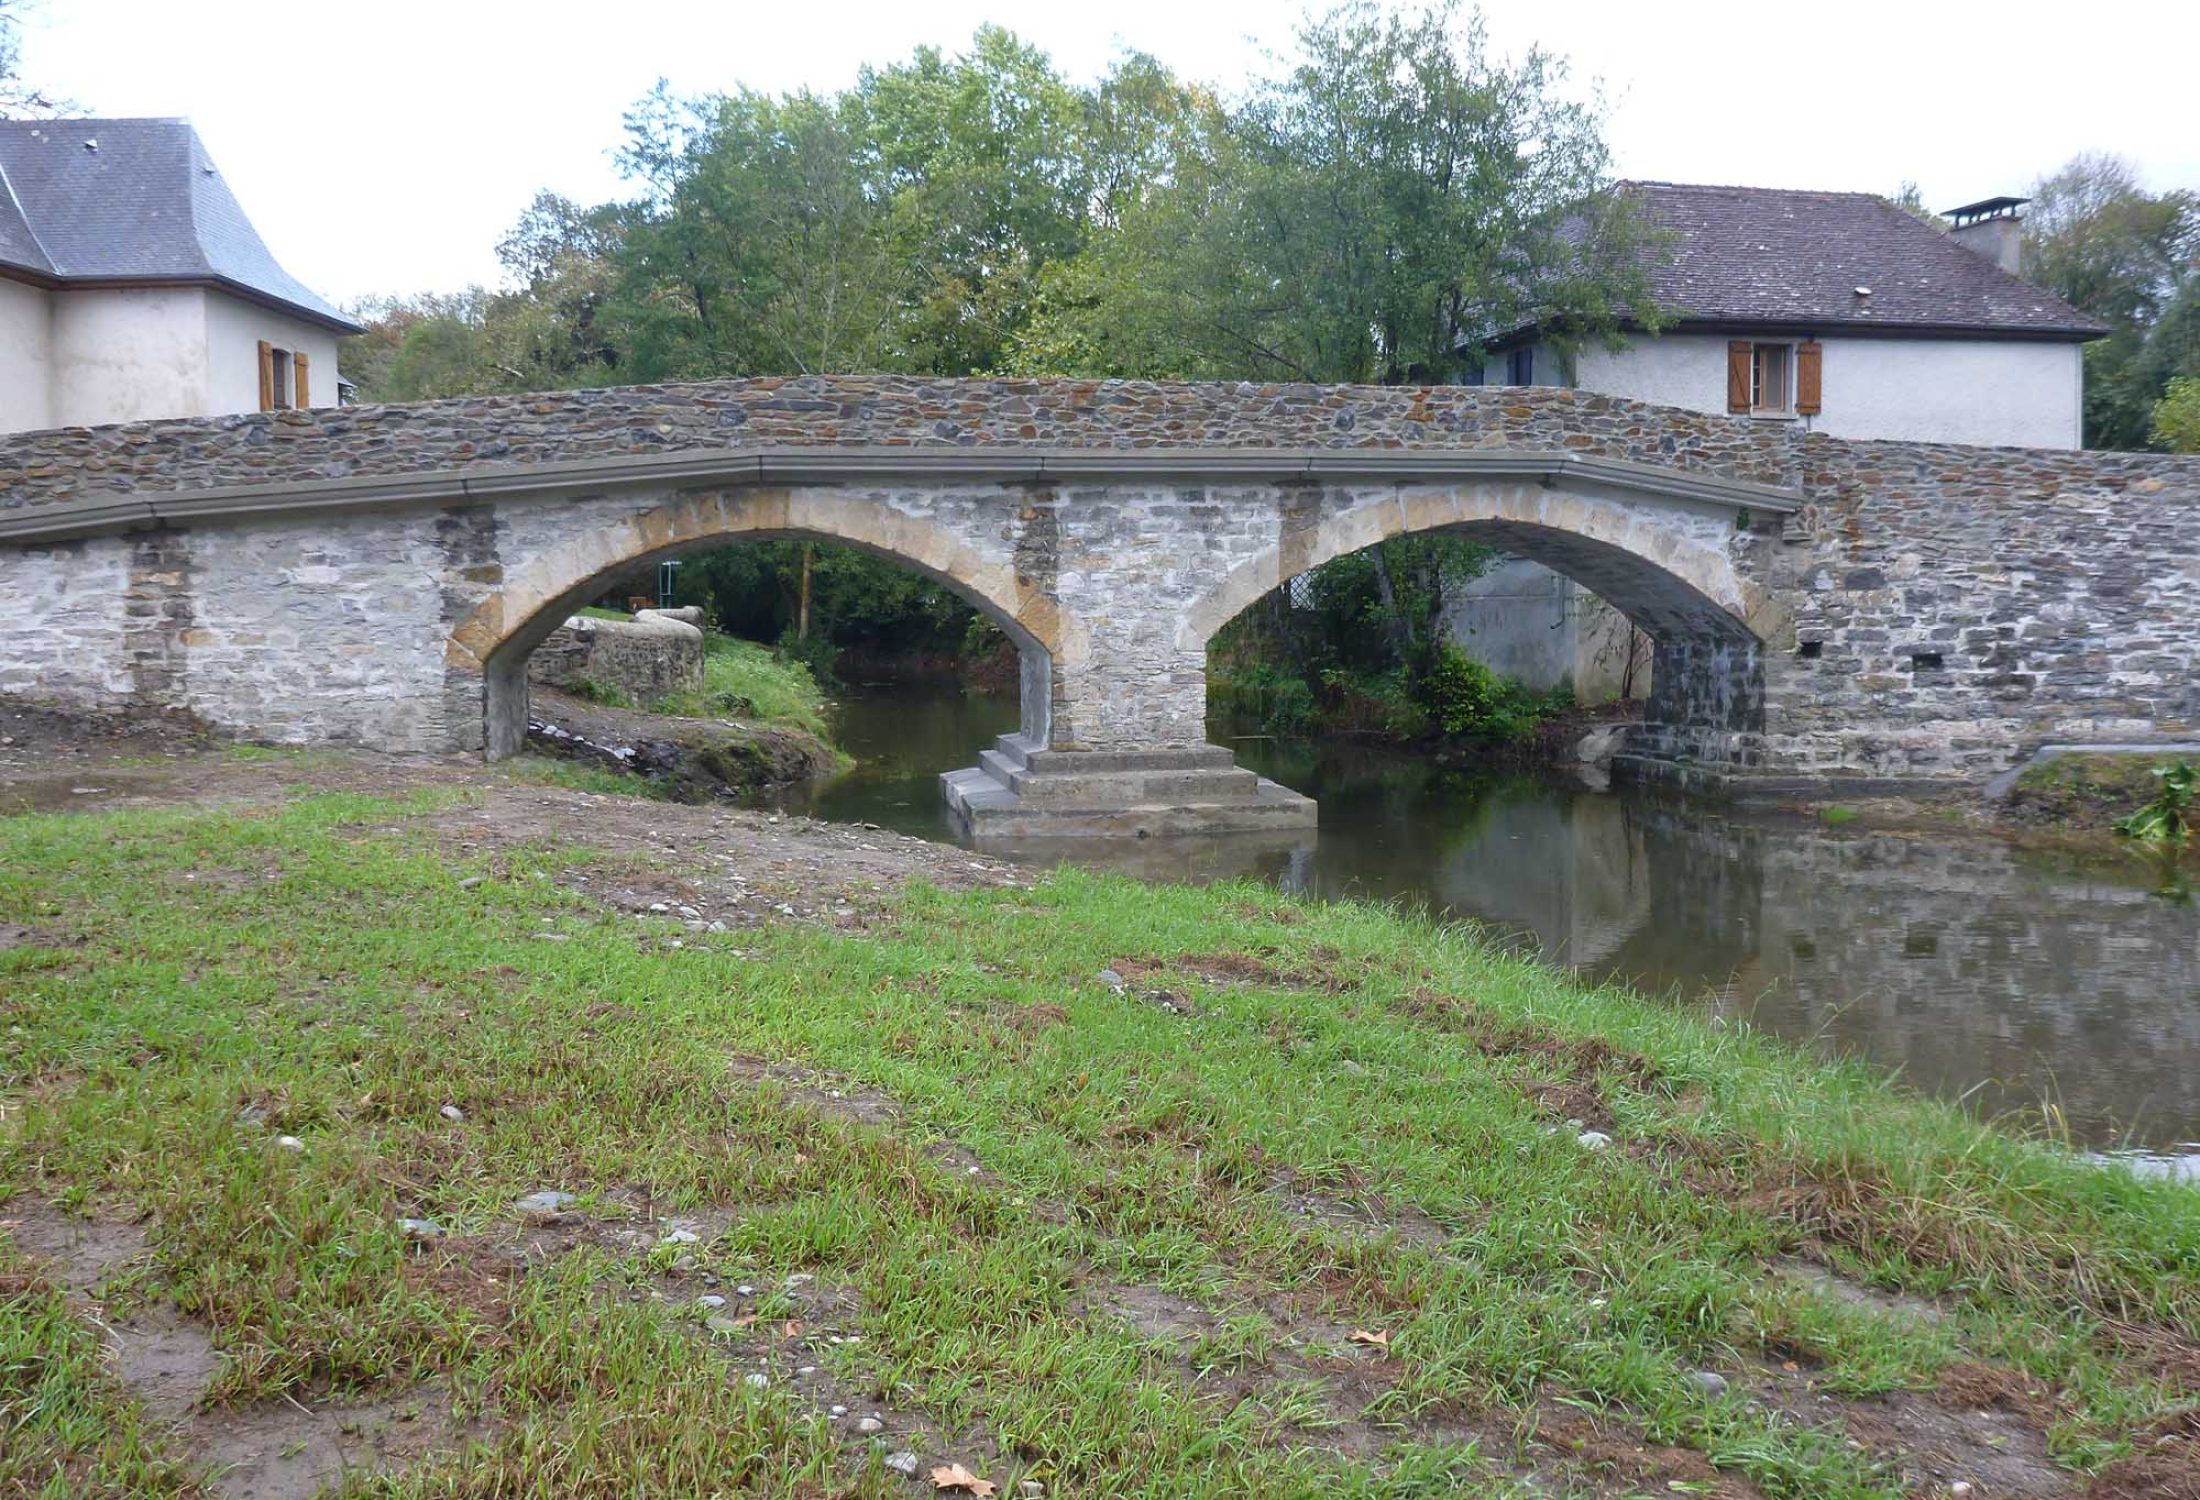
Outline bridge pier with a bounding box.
[942,735,1316,841]
[942,645,1316,840]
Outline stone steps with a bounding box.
[943,735,1317,840]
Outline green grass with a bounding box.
[2011,752,2180,834]
[3,788,2197,1496]
[654,635,832,738]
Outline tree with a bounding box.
[612,85,899,379]
[2023,154,2200,450]
[850,27,1102,374]
[0,0,69,117]
[2155,376,2200,453]
[1009,1,1659,386]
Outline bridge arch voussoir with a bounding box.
[448,485,1058,676]
[1176,481,1764,654]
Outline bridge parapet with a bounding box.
[1,375,1802,525]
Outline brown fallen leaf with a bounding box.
[1347,1328,1390,1349]
[781,1319,804,1339]
[929,1462,997,1496]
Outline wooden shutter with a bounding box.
[1794,339,1823,415]
[1726,341,1752,413]
[294,351,311,409]
[257,340,274,412]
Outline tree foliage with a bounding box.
[0,0,69,117]
[1009,2,1658,384]
[2155,376,2200,454]
[2023,154,2200,450]
[347,5,1649,401]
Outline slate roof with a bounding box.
[0,118,360,332]
[1499,181,2106,345]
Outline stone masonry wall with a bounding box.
[0,376,1801,519]
[1763,438,2200,776]
[527,609,705,708]
[0,376,2195,780]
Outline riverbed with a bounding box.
[776,683,2200,1156]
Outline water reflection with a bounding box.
[776,687,2200,1150]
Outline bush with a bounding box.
[567,675,634,709]
[2114,761,2197,844]
[2154,376,2200,454]
[1422,645,1567,744]
[1260,671,1321,735]
[1210,663,1319,735]
[1318,666,1426,740]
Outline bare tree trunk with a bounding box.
[797,544,814,642]
[1370,542,1417,659]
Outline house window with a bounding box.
[1506,347,1534,386]
[1727,338,1821,417]
[1750,343,1790,413]
[257,341,311,412]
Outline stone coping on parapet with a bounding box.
[0,445,1803,546]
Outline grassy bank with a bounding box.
[565,617,834,742]
[4,779,2198,1497]
[656,635,835,740]
[537,628,844,801]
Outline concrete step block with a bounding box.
[941,760,1316,841]
[1004,764,1264,806]
[1010,742,1240,776]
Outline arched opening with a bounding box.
[446,489,1059,777]
[1183,484,1767,772]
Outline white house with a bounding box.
[0,118,359,435]
[1475,182,2105,447]
[1451,182,2107,702]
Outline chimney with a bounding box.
[1944,196,2027,275]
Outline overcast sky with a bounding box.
[16,0,2199,306]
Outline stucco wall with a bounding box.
[1438,558,1647,702]
[202,293,344,414]
[1571,333,2083,448]
[1811,339,2080,447]
[3,284,342,434]
[0,277,51,432]
[48,286,210,426]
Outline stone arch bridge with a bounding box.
[2,377,2193,836]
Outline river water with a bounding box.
[775,684,2200,1157]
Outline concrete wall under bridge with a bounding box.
[2,376,2196,837]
